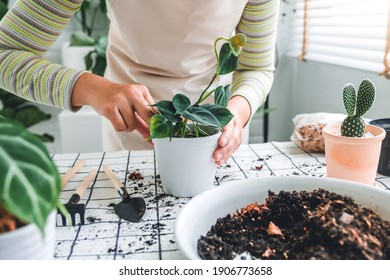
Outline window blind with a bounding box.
[288,0,390,75]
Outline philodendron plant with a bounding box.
[148,34,247,139]
[341,79,376,137]
[0,117,66,234]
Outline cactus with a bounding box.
[340,79,376,137]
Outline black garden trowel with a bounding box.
[103,165,146,222]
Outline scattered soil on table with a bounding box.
[197,189,390,260]
[128,170,143,180]
[86,216,102,223]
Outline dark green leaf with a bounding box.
[0,2,8,20]
[84,51,94,71]
[34,133,55,143]
[70,31,95,46]
[182,106,221,128]
[172,93,191,114]
[0,107,15,119]
[152,100,181,122]
[13,105,51,128]
[0,118,61,233]
[214,85,230,107]
[0,92,28,108]
[149,114,174,138]
[91,54,106,76]
[201,104,234,127]
[217,43,239,75]
[80,1,91,12]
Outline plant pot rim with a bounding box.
[152,130,221,145]
[0,210,55,240]
[323,123,386,143]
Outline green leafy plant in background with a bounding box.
[0,118,65,234]
[70,0,108,76]
[149,34,247,139]
[341,79,376,137]
[0,0,54,142]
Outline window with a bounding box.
[288,0,390,76]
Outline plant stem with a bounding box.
[180,119,188,138]
[197,126,210,137]
[213,37,228,61]
[195,36,228,105]
[195,74,217,105]
[197,88,217,104]
[194,123,199,138]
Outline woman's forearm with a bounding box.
[0,0,84,111]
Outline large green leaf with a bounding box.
[172,93,191,114]
[201,104,234,127]
[151,100,180,122]
[214,85,230,107]
[182,106,221,128]
[0,118,61,233]
[217,43,239,75]
[149,114,174,138]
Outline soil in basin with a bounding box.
[197,188,390,260]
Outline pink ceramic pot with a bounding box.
[322,123,386,186]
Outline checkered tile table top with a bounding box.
[53,142,390,260]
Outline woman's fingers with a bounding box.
[135,113,153,144]
[129,84,156,125]
[72,73,155,142]
[213,117,243,166]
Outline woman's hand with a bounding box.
[213,96,251,165]
[72,72,155,141]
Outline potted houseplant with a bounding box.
[148,34,247,197]
[0,117,65,259]
[322,79,386,186]
[62,0,108,76]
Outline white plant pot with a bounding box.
[61,42,94,70]
[0,211,56,260]
[153,128,221,197]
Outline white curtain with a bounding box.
[288,0,390,74]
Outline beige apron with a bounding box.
[103,0,249,151]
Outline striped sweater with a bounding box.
[0,0,279,117]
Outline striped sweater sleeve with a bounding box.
[0,0,85,111]
[231,0,280,120]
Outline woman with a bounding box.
[0,0,279,165]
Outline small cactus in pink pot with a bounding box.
[340,79,376,137]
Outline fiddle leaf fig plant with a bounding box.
[340,79,376,137]
[149,33,247,139]
[0,118,66,234]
